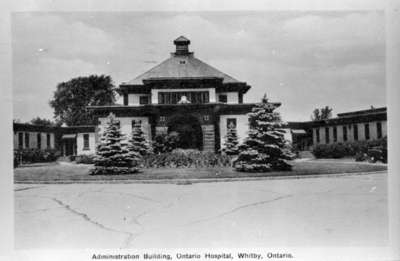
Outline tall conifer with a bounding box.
[234,95,292,172]
[91,113,140,175]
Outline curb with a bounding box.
[14,170,388,185]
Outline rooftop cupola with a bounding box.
[173,36,192,55]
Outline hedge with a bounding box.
[142,149,233,168]
[312,137,387,159]
[14,148,60,166]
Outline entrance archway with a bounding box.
[167,114,203,150]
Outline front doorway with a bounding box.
[167,114,203,150]
[61,135,76,156]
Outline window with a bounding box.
[238,93,243,104]
[333,126,337,142]
[46,134,51,148]
[159,116,166,122]
[83,134,90,150]
[37,133,41,149]
[227,118,237,129]
[377,122,382,139]
[18,133,23,149]
[25,133,30,148]
[123,94,128,105]
[364,123,370,140]
[353,124,358,141]
[219,95,227,103]
[315,128,320,143]
[131,120,142,129]
[343,126,348,141]
[203,115,209,122]
[325,127,330,144]
[158,91,209,104]
[139,96,149,105]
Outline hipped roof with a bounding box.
[123,55,241,85]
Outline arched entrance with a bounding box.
[167,114,203,150]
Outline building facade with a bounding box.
[288,107,387,150]
[14,37,387,157]
[13,123,95,157]
[88,36,271,153]
[311,107,387,146]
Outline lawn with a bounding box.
[14,159,387,183]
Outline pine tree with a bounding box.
[234,94,292,172]
[91,113,140,175]
[222,122,239,156]
[128,120,152,157]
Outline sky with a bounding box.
[12,11,385,122]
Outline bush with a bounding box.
[13,148,60,165]
[75,154,96,164]
[142,149,233,168]
[152,133,180,154]
[312,137,387,160]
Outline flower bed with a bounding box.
[142,149,233,168]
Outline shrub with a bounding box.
[152,133,180,154]
[75,154,96,164]
[13,148,60,165]
[142,149,233,168]
[312,137,387,160]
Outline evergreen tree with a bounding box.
[222,122,239,156]
[91,113,140,175]
[234,95,292,172]
[128,121,152,157]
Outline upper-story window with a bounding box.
[123,94,129,105]
[238,93,243,104]
[158,91,209,104]
[218,94,227,103]
[139,96,149,105]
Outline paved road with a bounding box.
[14,172,387,249]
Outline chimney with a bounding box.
[173,36,191,55]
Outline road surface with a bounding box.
[14,172,387,249]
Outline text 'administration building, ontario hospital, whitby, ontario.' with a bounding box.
[13,36,387,156]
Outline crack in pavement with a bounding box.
[121,192,191,247]
[51,197,137,249]
[14,186,44,192]
[185,194,293,226]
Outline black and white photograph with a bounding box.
[1,0,400,260]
